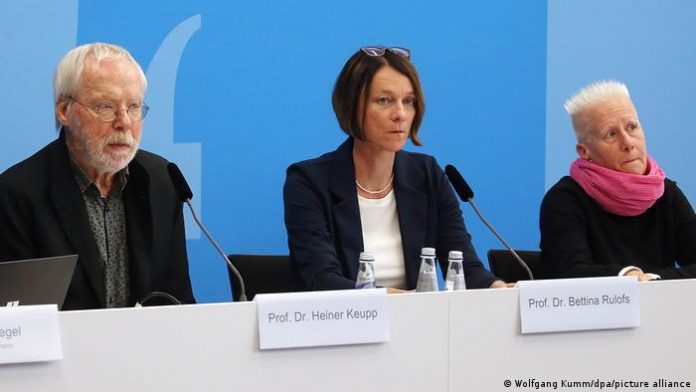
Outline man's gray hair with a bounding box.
[564,81,631,141]
[53,43,147,129]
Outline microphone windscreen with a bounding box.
[445,164,474,201]
[167,162,193,201]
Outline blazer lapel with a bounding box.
[393,151,429,288]
[329,139,363,280]
[123,156,154,303]
[50,138,106,307]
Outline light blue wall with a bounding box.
[14,1,696,303]
[1,1,78,162]
[546,0,696,204]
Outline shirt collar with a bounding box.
[69,152,129,197]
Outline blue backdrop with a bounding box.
[2,1,693,302]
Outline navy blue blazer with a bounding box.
[283,138,497,290]
[0,132,195,309]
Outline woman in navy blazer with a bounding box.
[284,46,505,291]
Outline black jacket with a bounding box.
[283,138,497,290]
[0,132,195,309]
[540,176,696,279]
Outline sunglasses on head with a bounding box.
[361,46,410,59]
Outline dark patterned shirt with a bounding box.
[70,158,130,308]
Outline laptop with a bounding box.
[0,255,78,310]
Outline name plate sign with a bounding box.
[0,305,63,364]
[518,276,640,334]
[256,288,389,350]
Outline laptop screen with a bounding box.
[0,255,77,310]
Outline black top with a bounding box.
[0,132,195,309]
[71,158,131,307]
[283,138,498,291]
[540,176,696,279]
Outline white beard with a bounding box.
[68,130,139,174]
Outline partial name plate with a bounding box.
[0,305,63,364]
[518,276,640,334]
[256,288,390,350]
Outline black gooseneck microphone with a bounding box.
[444,164,534,280]
[167,163,248,301]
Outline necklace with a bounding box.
[355,174,394,195]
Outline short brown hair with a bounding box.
[332,48,426,146]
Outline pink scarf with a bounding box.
[569,156,665,216]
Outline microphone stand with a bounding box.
[184,199,248,301]
[465,197,535,280]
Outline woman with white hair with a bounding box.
[539,80,696,280]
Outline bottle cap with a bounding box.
[359,251,375,261]
[448,250,463,260]
[420,247,436,257]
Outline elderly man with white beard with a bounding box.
[0,43,195,309]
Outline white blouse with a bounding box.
[358,190,407,289]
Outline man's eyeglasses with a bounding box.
[69,97,149,122]
[361,46,410,60]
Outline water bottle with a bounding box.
[355,252,377,289]
[445,250,466,291]
[416,247,439,292]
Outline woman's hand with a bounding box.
[624,269,656,282]
[489,279,516,288]
[386,287,410,294]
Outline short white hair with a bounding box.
[564,80,631,141]
[53,43,147,129]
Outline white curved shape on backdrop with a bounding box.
[143,14,202,239]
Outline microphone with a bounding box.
[167,163,248,301]
[444,164,534,280]
[169,163,193,201]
